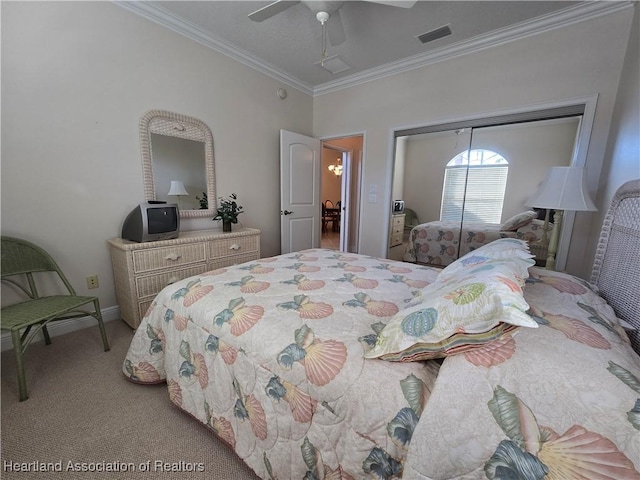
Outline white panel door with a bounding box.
[280,130,321,254]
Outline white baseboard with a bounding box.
[1,306,121,352]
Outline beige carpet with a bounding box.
[1,320,260,480]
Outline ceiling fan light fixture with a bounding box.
[315,11,329,23]
[316,10,330,65]
[247,0,420,69]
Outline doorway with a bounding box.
[321,135,363,253]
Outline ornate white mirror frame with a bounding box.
[139,110,216,218]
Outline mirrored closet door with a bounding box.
[391,128,472,264]
[390,105,584,267]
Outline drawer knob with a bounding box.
[165,252,181,261]
[229,244,241,251]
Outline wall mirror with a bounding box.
[389,102,589,270]
[139,110,216,218]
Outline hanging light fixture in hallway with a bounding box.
[328,157,343,176]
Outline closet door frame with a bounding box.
[387,95,598,270]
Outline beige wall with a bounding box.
[313,5,635,279]
[1,2,313,311]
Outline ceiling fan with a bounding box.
[248,1,417,64]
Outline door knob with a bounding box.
[281,210,294,215]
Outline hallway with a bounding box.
[322,134,363,257]
[320,230,340,250]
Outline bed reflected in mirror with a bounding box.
[389,128,472,264]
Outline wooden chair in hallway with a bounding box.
[324,200,341,232]
[322,200,336,232]
[1,236,110,401]
[322,203,330,232]
[334,201,342,231]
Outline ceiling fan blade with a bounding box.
[327,9,346,46]
[365,0,417,8]
[248,1,300,22]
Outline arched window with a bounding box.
[441,149,508,224]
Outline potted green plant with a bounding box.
[213,193,243,232]
[196,192,208,210]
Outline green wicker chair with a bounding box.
[404,208,420,233]
[1,236,110,401]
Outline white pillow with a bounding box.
[438,238,534,281]
[501,211,538,231]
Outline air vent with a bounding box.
[416,24,452,44]
[315,55,351,75]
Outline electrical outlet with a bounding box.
[86,275,99,289]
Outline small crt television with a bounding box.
[121,202,180,242]
[392,200,405,214]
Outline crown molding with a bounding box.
[116,1,315,95]
[116,1,633,98]
[314,1,633,95]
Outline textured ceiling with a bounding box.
[125,1,598,93]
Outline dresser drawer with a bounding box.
[392,215,405,227]
[208,235,259,260]
[391,225,403,236]
[208,252,260,271]
[132,243,207,274]
[138,299,155,324]
[135,264,208,299]
[390,233,403,248]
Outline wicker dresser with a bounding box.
[108,228,260,329]
[389,214,405,248]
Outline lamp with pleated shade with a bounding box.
[526,166,596,270]
[168,180,189,209]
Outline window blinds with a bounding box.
[441,166,508,223]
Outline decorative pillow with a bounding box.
[369,323,519,362]
[365,246,536,362]
[438,238,534,281]
[500,210,538,231]
[515,219,553,243]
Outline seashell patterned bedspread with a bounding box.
[122,249,640,479]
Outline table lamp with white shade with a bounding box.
[168,180,189,209]
[526,166,596,270]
